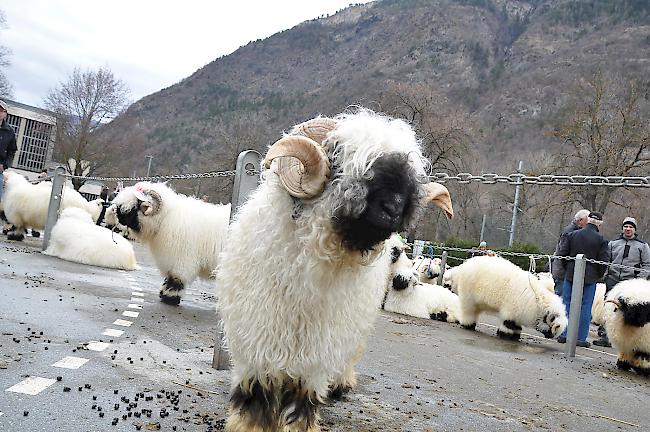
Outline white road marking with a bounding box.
[86,341,111,352]
[52,356,89,369]
[6,376,57,395]
[127,304,143,310]
[0,411,4,417]
[132,292,144,297]
[113,319,133,327]
[131,286,143,291]
[122,310,139,318]
[130,297,144,303]
[102,328,125,337]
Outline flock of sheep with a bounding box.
[2,108,650,431]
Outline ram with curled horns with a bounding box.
[216,109,453,432]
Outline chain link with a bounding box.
[63,170,250,182]
[430,173,650,188]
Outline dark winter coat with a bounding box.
[558,223,609,284]
[0,119,17,168]
[551,221,581,281]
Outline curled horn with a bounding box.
[139,189,162,216]
[263,118,337,199]
[423,182,454,220]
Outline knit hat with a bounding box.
[588,211,603,221]
[479,241,487,247]
[0,99,7,111]
[622,217,637,230]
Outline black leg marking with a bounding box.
[430,311,448,322]
[503,320,522,332]
[632,366,650,377]
[497,329,521,341]
[634,350,650,362]
[328,384,350,402]
[230,380,278,431]
[31,230,40,238]
[462,323,476,331]
[280,381,319,428]
[159,276,184,306]
[617,359,632,371]
[7,228,25,241]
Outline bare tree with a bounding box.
[44,66,130,189]
[550,70,650,213]
[0,10,13,98]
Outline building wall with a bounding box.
[5,100,56,177]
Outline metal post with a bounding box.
[565,254,586,358]
[213,150,261,370]
[508,161,523,247]
[42,166,66,251]
[437,250,448,286]
[145,155,153,177]
[479,214,487,243]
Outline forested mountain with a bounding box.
[97,0,650,249]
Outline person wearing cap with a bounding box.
[592,216,650,347]
[0,99,17,202]
[467,241,489,259]
[556,211,609,348]
[550,209,590,296]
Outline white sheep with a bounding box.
[413,256,448,284]
[603,279,650,376]
[216,110,453,432]
[453,255,568,341]
[591,283,607,326]
[383,235,460,322]
[2,170,102,241]
[43,207,137,270]
[110,181,230,305]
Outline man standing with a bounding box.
[0,99,17,202]
[552,209,590,296]
[557,211,609,348]
[593,217,650,347]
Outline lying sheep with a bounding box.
[43,207,137,270]
[603,279,650,376]
[453,255,568,340]
[383,235,459,322]
[413,256,448,284]
[111,182,230,305]
[216,109,453,432]
[2,170,102,241]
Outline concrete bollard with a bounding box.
[213,150,261,370]
[42,166,66,251]
[565,254,586,358]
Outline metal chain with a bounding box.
[429,173,650,188]
[63,170,245,182]
[408,242,642,273]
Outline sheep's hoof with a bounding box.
[461,323,476,331]
[617,359,632,371]
[430,311,448,322]
[633,366,650,377]
[496,329,521,341]
[7,232,25,241]
[159,292,181,306]
[31,230,41,238]
[327,384,351,401]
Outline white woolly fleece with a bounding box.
[111,182,231,285]
[453,255,567,337]
[2,170,102,232]
[43,207,138,270]
[384,280,460,323]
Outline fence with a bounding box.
[26,166,650,367]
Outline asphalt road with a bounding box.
[1,236,648,432]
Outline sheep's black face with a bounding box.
[619,298,650,327]
[116,202,141,232]
[392,274,411,291]
[332,153,419,252]
[390,246,401,263]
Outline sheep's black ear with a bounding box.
[390,246,400,263]
[622,300,650,327]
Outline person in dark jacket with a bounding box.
[556,211,609,347]
[0,99,17,202]
[551,209,590,296]
[593,216,650,347]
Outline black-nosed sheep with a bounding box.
[216,109,454,432]
[603,279,650,376]
[110,182,230,305]
[453,255,568,341]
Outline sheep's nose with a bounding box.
[381,195,405,218]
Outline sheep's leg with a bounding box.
[631,350,650,377]
[279,380,321,432]
[328,345,363,401]
[227,379,279,432]
[458,301,478,330]
[430,310,449,322]
[616,352,633,371]
[496,320,522,341]
[7,226,26,241]
[159,276,184,305]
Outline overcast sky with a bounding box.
[2,1,373,108]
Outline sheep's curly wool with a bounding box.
[452,255,567,340]
[44,207,137,270]
[217,109,450,432]
[604,279,650,376]
[2,170,102,241]
[111,182,230,304]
